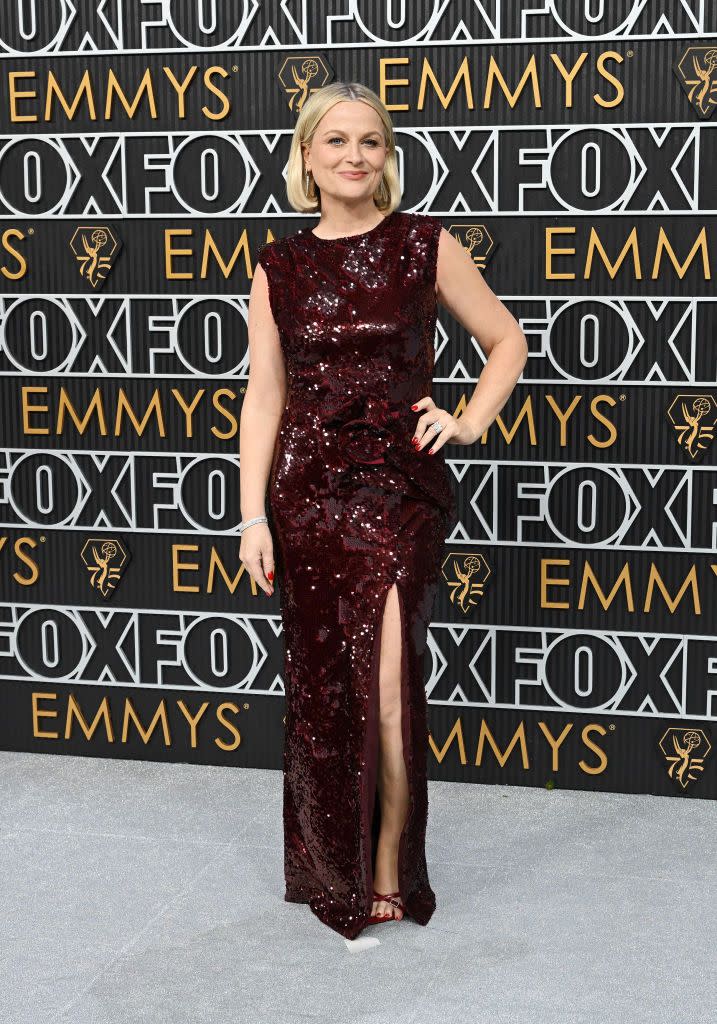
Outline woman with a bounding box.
[240,81,527,940]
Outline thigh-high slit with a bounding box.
[275,490,446,939]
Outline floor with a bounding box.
[0,749,714,1024]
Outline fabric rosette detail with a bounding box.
[324,395,401,468]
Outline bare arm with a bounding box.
[241,262,287,519]
[239,262,287,594]
[414,228,528,450]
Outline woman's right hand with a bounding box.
[239,522,275,596]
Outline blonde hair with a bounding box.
[285,81,401,214]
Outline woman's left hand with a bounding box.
[410,397,476,452]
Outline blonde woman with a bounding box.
[241,81,527,940]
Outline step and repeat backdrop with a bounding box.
[0,1,715,799]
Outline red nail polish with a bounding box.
[267,571,274,581]
[411,404,418,410]
[428,448,435,455]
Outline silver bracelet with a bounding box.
[238,514,268,535]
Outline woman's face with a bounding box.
[303,100,387,205]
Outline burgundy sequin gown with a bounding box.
[256,209,456,940]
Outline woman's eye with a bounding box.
[328,138,379,146]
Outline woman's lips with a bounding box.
[339,171,368,179]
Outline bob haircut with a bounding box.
[285,81,402,215]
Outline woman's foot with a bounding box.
[370,888,404,921]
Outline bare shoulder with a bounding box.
[434,226,524,356]
[436,224,469,261]
[436,227,481,296]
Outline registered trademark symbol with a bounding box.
[609,723,615,730]
[243,703,249,710]
[627,50,633,57]
[232,65,238,72]
[619,394,626,401]
[40,535,46,542]
[28,227,34,235]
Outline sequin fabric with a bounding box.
[256,210,456,940]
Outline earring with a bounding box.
[305,170,311,195]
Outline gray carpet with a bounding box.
[0,749,713,1024]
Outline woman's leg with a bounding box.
[371,581,408,920]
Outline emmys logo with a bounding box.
[659,728,711,790]
[80,538,131,599]
[442,552,491,613]
[278,56,333,113]
[665,394,716,461]
[447,224,496,271]
[673,45,717,119]
[69,226,122,289]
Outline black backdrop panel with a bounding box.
[0,3,715,798]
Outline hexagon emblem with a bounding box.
[442,551,491,614]
[446,223,497,271]
[658,727,711,790]
[80,537,131,599]
[665,393,716,461]
[278,56,334,114]
[69,225,122,289]
[673,45,717,119]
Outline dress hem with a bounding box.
[284,889,436,939]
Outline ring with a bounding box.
[432,420,443,435]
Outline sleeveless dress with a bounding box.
[256,209,456,940]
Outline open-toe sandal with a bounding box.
[367,889,405,924]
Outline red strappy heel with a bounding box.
[368,890,405,923]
